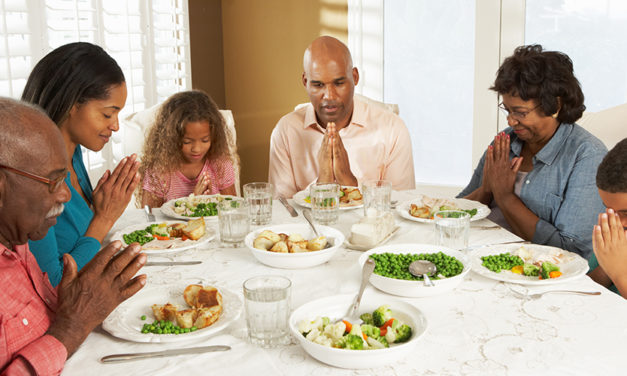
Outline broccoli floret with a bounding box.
[360,324,380,339]
[523,263,540,277]
[360,312,374,325]
[540,261,560,279]
[394,324,412,343]
[337,334,364,350]
[146,224,159,233]
[372,305,392,327]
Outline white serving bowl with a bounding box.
[289,294,428,369]
[358,243,470,297]
[244,224,345,269]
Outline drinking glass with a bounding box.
[362,180,392,216]
[310,182,340,225]
[218,197,250,246]
[243,275,292,348]
[243,182,273,225]
[434,210,470,249]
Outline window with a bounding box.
[0,0,191,182]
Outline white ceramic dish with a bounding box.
[344,226,401,251]
[111,221,215,255]
[289,294,428,369]
[160,194,237,220]
[358,243,471,297]
[470,243,589,285]
[293,188,363,210]
[396,194,490,223]
[244,224,345,269]
[102,282,242,343]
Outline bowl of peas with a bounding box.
[358,243,470,297]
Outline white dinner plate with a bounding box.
[102,282,242,343]
[292,188,363,210]
[470,243,589,285]
[395,194,490,223]
[111,221,215,255]
[160,194,237,220]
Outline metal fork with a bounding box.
[510,288,601,300]
[144,205,156,222]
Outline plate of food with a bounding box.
[293,186,363,210]
[396,194,490,223]
[470,243,589,285]
[289,294,427,369]
[160,194,237,220]
[358,244,470,297]
[103,282,242,343]
[110,218,215,255]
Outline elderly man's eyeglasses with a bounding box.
[0,164,66,193]
[498,103,541,121]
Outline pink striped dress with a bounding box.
[142,157,235,202]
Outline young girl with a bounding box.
[139,90,237,208]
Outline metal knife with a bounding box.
[278,195,298,217]
[144,261,202,266]
[101,345,231,363]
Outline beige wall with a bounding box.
[217,0,347,188]
[189,0,226,108]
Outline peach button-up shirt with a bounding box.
[269,97,415,198]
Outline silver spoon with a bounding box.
[302,208,332,248]
[409,260,437,287]
[344,258,376,322]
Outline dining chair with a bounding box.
[578,102,627,149]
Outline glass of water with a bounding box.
[243,275,292,348]
[218,197,250,246]
[362,180,392,216]
[243,182,273,225]
[310,182,340,225]
[434,210,470,249]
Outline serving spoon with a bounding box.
[409,260,437,287]
[345,258,376,322]
[302,208,332,249]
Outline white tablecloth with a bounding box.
[62,190,627,376]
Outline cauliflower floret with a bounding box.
[312,334,333,347]
[305,328,321,342]
[323,321,346,341]
[298,317,326,334]
[385,328,397,344]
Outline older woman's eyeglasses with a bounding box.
[498,103,540,121]
[0,164,66,193]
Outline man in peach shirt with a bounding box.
[269,36,415,198]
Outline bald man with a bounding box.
[269,36,415,198]
[0,98,146,375]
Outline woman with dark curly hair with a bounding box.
[139,90,236,208]
[458,44,607,259]
[22,42,140,286]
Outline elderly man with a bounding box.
[0,98,146,375]
[269,36,415,198]
[589,138,627,298]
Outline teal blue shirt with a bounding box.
[29,146,101,286]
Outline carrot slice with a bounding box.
[549,271,562,278]
[342,320,352,333]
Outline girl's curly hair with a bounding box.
[137,90,232,203]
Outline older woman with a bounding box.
[458,44,607,259]
[22,42,139,286]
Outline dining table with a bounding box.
[61,189,627,376]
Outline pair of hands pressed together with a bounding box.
[47,241,147,356]
[193,171,213,196]
[480,132,523,202]
[317,122,357,186]
[593,209,627,297]
[87,154,140,242]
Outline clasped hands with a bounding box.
[480,132,523,202]
[317,122,357,186]
[593,208,627,288]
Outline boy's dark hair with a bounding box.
[596,138,627,193]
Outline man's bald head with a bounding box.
[0,97,70,247]
[303,36,354,73]
[302,36,359,129]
